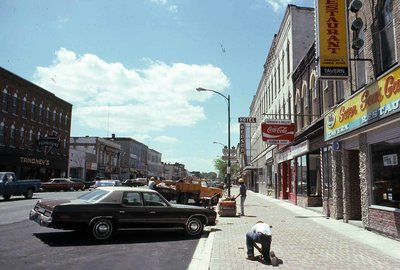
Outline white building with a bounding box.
[244,5,315,196]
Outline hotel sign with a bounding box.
[240,124,246,154]
[324,67,400,140]
[316,0,349,79]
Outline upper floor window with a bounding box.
[302,84,310,126]
[2,89,9,112]
[374,0,395,74]
[12,94,18,115]
[10,125,16,146]
[20,127,25,145]
[0,122,5,144]
[53,110,57,127]
[335,81,345,104]
[31,101,36,121]
[29,129,33,144]
[22,97,27,118]
[65,114,70,129]
[310,74,319,121]
[323,80,334,112]
[296,90,303,130]
[59,112,63,129]
[38,104,43,123]
[46,107,50,125]
[286,41,291,74]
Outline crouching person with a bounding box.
[246,221,272,264]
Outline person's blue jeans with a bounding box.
[240,195,246,215]
[246,231,272,262]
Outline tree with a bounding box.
[213,157,240,182]
[200,172,217,180]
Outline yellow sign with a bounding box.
[325,67,400,140]
[316,0,349,78]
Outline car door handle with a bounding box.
[149,211,156,214]
[119,211,125,214]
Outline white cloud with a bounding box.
[150,0,178,14]
[151,0,167,5]
[56,16,69,28]
[264,0,294,12]
[33,48,230,135]
[153,135,178,144]
[168,5,178,13]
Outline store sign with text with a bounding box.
[316,0,349,79]
[261,119,294,145]
[324,66,400,140]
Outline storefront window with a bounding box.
[371,139,400,208]
[309,154,321,196]
[290,159,295,193]
[296,155,308,195]
[322,146,332,198]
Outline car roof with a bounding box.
[97,186,157,193]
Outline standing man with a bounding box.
[236,178,247,216]
[148,177,156,190]
[246,221,272,264]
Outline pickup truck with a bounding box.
[0,172,41,200]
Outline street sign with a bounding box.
[238,117,256,123]
[332,141,342,151]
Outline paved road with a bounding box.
[0,191,203,270]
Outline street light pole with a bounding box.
[196,87,231,197]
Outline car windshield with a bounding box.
[78,189,109,202]
[96,181,115,187]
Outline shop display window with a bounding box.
[371,138,400,209]
[309,154,321,196]
[296,155,307,195]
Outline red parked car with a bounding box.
[41,178,85,192]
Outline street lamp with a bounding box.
[197,87,231,197]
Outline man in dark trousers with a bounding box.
[246,221,272,264]
[236,178,247,216]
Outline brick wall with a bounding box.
[368,208,400,239]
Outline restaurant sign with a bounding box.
[261,119,294,145]
[324,67,400,140]
[316,0,349,79]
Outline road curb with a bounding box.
[188,226,215,270]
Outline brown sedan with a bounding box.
[29,187,217,241]
[40,178,85,192]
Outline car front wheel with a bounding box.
[90,219,114,241]
[24,189,34,199]
[185,217,204,237]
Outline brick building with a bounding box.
[0,67,72,181]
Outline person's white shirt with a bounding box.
[252,222,272,236]
[148,180,156,189]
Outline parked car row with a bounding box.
[39,178,126,192]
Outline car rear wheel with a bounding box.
[24,188,34,199]
[91,219,114,241]
[2,194,11,200]
[185,217,204,237]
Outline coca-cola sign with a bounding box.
[261,119,294,145]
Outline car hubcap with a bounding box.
[98,224,109,234]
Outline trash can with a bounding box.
[218,198,236,217]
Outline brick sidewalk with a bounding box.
[190,186,400,270]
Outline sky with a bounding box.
[0,0,313,173]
